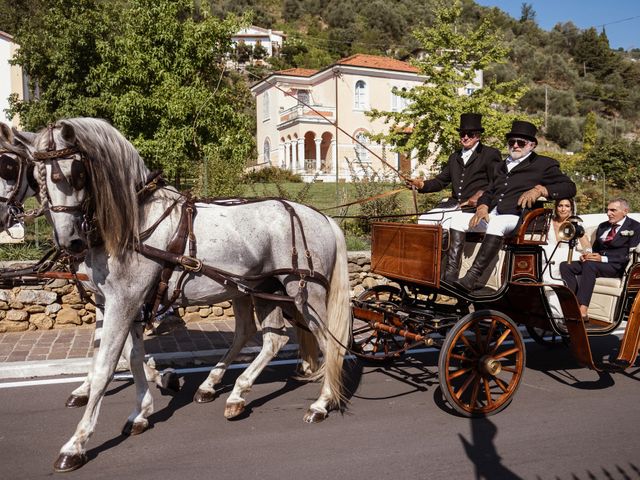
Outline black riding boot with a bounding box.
[454,234,503,292]
[442,229,466,284]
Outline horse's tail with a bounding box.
[322,218,352,408]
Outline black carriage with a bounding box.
[350,207,640,416]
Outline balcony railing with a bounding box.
[278,104,335,127]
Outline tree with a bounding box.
[7,0,117,127]
[519,3,536,23]
[367,0,528,163]
[9,0,255,195]
[578,138,640,189]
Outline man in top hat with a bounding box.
[406,113,502,281]
[446,120,576,291]
[560,198,640,320]
[407,112,502,215]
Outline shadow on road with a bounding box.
[458,416,523,480]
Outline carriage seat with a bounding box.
[576,215,640,322]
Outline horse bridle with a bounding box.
[0,149,38,223]
[31,125,94,242]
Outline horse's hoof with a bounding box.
[224,401,245,419]
[53,452,87,472]
[193,389,216,403]
[303,409,327,423]
[122,419,149,436]
[65,394,88,408]
[161,370,180,392]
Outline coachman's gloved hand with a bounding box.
[406,178,425,190]
[517,184,548,209]
[469,204,490,228]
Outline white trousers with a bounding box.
[417,207,461,230]
[449,209,520,236]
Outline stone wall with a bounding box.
[0,252,385,332]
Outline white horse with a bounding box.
[0,123,179,406]
[19,118,351,472]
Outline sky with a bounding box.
[475,0,640,50]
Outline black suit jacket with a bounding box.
[418,143,502,203]
[478,152,576,215]
[593,217,640,269]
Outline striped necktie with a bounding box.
[605,224,618,243]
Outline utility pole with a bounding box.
[544,85,548,132]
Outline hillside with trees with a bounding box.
[211,0,640,151]
[2,0,640,209]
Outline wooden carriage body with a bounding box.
[352,208,640,416]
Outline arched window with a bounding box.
[263,138,271,164]
[391,87,408,112]
[354,131,369,162]
[262,92,270,121]
[354,80,367,110]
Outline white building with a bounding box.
[0,31,26,128]
[251,53,486,182]
[232,26,286,58]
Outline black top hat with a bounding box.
[457,113,484,133]
[505,120,538,143]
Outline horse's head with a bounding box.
[0,123,38,232]
[31,121,91,254]
[30,118,147,258]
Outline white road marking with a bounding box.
[0,327,627,389]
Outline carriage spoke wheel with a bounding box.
[352,285,412,362]
[438,310,525,417]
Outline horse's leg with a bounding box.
[121,322,154,436]
[194,295,257,403]
[65,307,177,408]
[224,301,288,419]
[65,301,105,408]
[53,301,140,473]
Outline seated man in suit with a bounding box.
[560,198,640,320]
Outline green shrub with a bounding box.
[242,167,303,184]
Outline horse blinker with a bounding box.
[0,154,19,182]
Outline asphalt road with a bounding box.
[1,336,639,480]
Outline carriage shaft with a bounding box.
[352,306,434,346]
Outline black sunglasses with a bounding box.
[459,131,479,138]
[507,138,528,148]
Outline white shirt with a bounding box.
[461,142,479,165]
[596,217,626,263]
[505,151,533,172]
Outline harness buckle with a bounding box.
[180,256,202,273]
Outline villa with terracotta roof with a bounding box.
[250,53,482,182]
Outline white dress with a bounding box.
[542,221,584,284]
[542,221,583,317]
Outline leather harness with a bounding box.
[30,135,331,326]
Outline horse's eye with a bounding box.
[0,154,19,182]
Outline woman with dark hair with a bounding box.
[543,198,590,316]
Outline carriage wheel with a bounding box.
[352,285,411,362]
[439,310,525,417]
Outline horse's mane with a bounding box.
[38,118,149,259]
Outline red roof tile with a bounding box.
[275,68,318,77]
[336,54,419,73]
